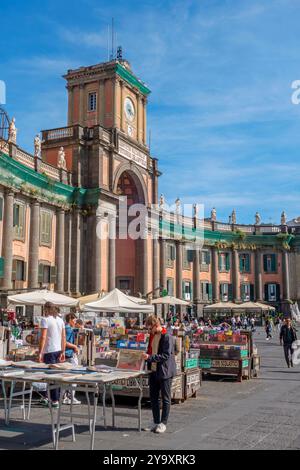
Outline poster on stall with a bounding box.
[117,349,145,371]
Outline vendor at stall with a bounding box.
[142,315,176,435]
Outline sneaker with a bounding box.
[72,398,81,405]
[51,401,59,408]
[39,398,49,407]
[155,423,167,434]
[143,423,158,432]
[63,397,72,405]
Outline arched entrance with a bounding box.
[114,169,148,297]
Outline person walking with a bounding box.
[142,315,176,434]
[265,319,272,340]
[250,317,255,332]
[38,302,66,407]
[280,318,297,368]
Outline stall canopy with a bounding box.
[79,292,147,310]
[151,296,190,306]
[8,290,79,307]
[232,301,275,311]
[204,302,237,310]
[84,288,154,313]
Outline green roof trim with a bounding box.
[115,63,151,95]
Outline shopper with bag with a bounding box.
[142,315,176,434]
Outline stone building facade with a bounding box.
[0,57,299,318]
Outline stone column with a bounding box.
[255,249,263,301]
[282,250,290,301]
[64,212,72,294]
[70,209,81,295]
[28,201,40,289]
[99,80,105,126]
[232,249,240,302]
[176,242,183,299]
[109,215,116,291]
[142,233,149,296]
[2,191,14,290]
[160,238,167,291]
[67,86,73,126]
[143,98,147,145]
[55,209,65,293]
[94,212,102,293]
[79,84,85,126]
[153,236,160,298]
[193,248,201,308]
[211,247,219,302]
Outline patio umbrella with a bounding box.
[8,289,79,307]
[151,296,190,306]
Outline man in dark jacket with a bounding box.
[280,318,297,368]
[142,315,176,434]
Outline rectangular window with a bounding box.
[43,265,51,284]
[88,92,97,112]
[15,260,26,281]
[13,203,25,239]
[219,253,230,271]
[268,283,277,301]
[183,248,192,269]
[166,244,175,267]
[263,254,277,273]
[241,283,251,301]
[239,254,250,273]
[220,283,229,301]
[40,211,52,245]
[167,278,174,296]
[183,281,192,301]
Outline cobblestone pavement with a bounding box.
[1,327,300,450]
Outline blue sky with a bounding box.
[1,0,300,224]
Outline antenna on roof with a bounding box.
[107,24,110,61]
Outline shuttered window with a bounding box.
[263,254,277,273]
[12,260,26,281]
[167,278,174,296]
[166,244,175,267]
[201,250,211,265]
[201,282,212,301]
[183,281,192,301]
[88,92,97,112]
[40,211,52,246]
[13,203,25,239]
[240,283,254,301]
[220,283,232,301]
[239,254,251,273]
[219,253,230,272]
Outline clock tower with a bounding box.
[64,59,150,146]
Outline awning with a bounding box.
[84,288,154,314]
[8,289,79,307]
[204,302,237,310]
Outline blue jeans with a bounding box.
[43,351,61,402]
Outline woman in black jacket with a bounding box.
[142,315,176,434]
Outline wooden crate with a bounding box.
[185,368,202,399]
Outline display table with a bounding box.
[0,365,147,450]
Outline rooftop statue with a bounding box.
[281,211,287,225]
[211,207,217,221]
[8,117,17,144]
[159,194,165,210]
[34,134,41,158]
[255,212,261,225]
[231,209,237,225]
[57,146,67,170]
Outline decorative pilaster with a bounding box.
[232,249,240,302]
[2,191,14,290]
[79,84,85,126]
[67,86,74,126]
[28,201,40,289]
[160,238,167,291]
[211,246,219,302]
[70,209,81,295]
[55,209,65,293]
[255,249,263,301]
[142,234,149,296]
[109,216,116,291]
[282,250,290,301]
[153,235,160,298]
[193,249,201,305]
[176,242,183,299]
[94,212,102,293]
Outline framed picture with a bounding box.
[117,349,145,371]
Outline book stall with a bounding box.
[190,327,260,382]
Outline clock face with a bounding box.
[124,97,135,122]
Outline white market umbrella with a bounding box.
[151,296,190,306]
[84,288,154,314]
[203,302,237,310]
[8,289,79,307]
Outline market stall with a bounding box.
[0,360,147,450]
[190,327,258,382]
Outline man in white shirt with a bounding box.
[38,302,66,406]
